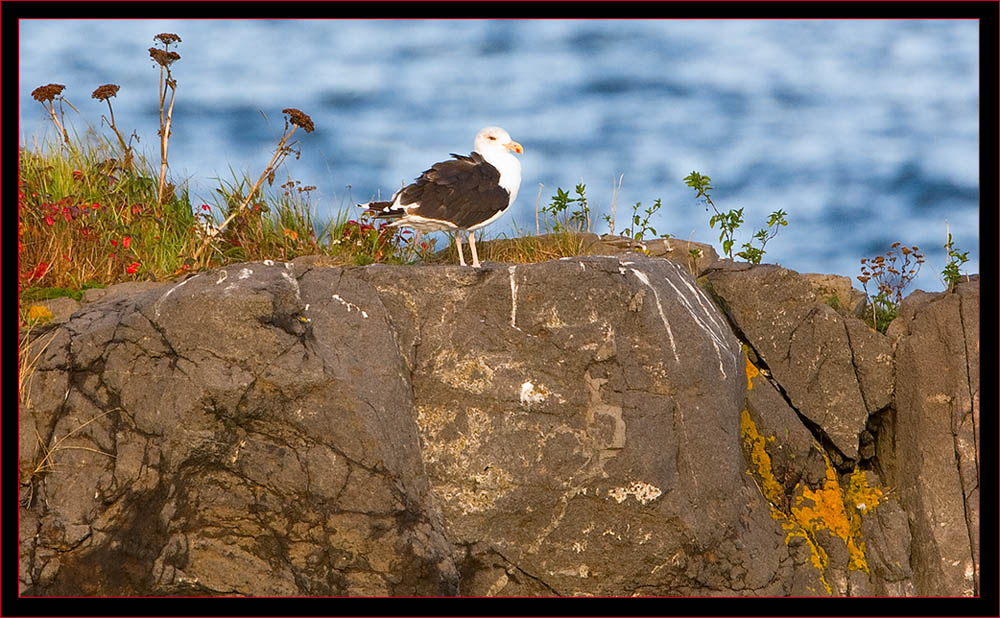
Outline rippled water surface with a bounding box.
[19,19,980,291]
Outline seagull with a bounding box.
[362,126,523,268]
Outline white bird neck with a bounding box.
[478,146,522,204]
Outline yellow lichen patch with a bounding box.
[740,409,785,507]
[782,523,833,595]
[26,304,54,323]
[739,408,888,592]
[842,468,885,573]
[788,456,886,575]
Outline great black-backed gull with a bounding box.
[361,126,523,268]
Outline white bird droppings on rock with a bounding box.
[332,294,369,318]
[520,381,548,406]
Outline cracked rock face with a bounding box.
[18,257,978,597]
[702,264,893,462]
[19,261,458,596]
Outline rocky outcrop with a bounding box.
[18,254,979,597]
[884,278,979,596]
[702,263,893,463]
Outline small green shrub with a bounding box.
[941,228,970,290]
[684,171,787,264]
[543,183,591,233]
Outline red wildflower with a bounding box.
[45,215,55,226]
[126,262,140,274]
[29,262,49,281]
[72,170,83,180]
[110,239,118,247]
[92,202,101,210]
[201,204,211,211]
[122,236,132,249]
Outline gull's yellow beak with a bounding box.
[506,140,524,154]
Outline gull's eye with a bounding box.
[488,135,497,140]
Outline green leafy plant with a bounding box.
[542,183,591,233]
[623,199,662,243]
[857,243,925,332]
[941,227,970,290]
[684,171,787,264]
[737,209,788,264]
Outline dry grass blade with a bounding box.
[18,326,59,410]
[29,409,119,480]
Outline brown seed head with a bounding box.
[283,108,315,133]
[32,83,65,102]
[155,33,182,45]
[91,84,120,101]
[149,48,181,67]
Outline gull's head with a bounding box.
[474,126,523,156]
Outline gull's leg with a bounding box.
[468,231,481,268]
[455,231,467,266]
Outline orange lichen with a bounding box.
[740,406,889,593]
[792,463,851,541]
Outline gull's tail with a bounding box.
[359,200,405,219]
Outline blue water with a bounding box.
[18,19,980,293]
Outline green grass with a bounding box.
[16,133,429,324]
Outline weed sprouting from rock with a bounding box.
[857,243,924,332]
[684,171,787,264]
[941,225,970,290]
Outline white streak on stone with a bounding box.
[332,294,369,319]
[263,259,274,266]
[238,268,253,280]
[664,260,729,336]
[661,275,727,377]
[215,270,228,285]
[629,268,679,363]
[280,271,301,302]
[661,261,740,377]
[508,265,521,330]
[154,274,199,319]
